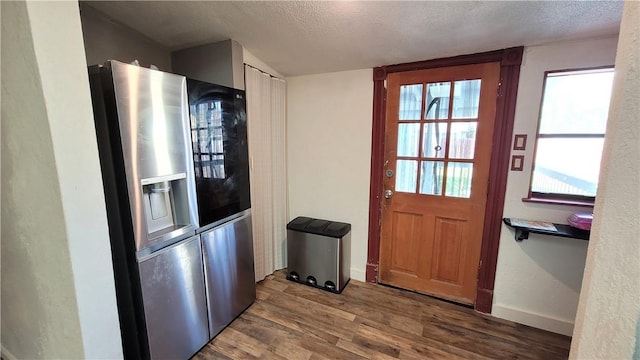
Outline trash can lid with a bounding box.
[287,216,351,238]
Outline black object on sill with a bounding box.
[502,218,590,242]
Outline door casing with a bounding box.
[366,47,524,313]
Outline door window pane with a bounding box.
[425,82,450,120]
[419,161,444,195]
[448,122,477,159]
[445,162,473,198]
[452,79,481,119]
[532,138,603,197]
[422,123,447,158]
[399,84,423,120]
[397,123,420,157]
[395,160,418,193]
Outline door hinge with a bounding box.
[375,264,379,283]
[497,82,502,98]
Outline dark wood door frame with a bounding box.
[366,47,524,313]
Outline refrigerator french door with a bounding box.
[201,210,255,338]
[89,60,208,359]
[187,79,251,228]
[138,236,208,359]
[187,78,256,339]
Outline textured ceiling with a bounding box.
[85,1,623,77]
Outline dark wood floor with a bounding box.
[193,271,571,359]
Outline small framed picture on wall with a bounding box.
[513,134,527,150]
[511,155,524,171]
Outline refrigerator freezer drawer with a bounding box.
[138,235,209,359]
[201,210,256,339]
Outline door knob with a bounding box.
[384,190,393,199]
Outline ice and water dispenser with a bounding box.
[286,216,351,293]
[141,173,194,238]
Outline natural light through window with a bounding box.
[530,67,614,203]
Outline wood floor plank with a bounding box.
[356,319,486,360]
[421,320,542,360]
[335,338,399,360]
[231,312,302,346]
[343,281,427,315]
[249,300,341,345]
[426,320,568,360]
[256,287,272,301]
[206,337,260,360]
[192,343,233,360]
[350,332,402,358]
[268,286,357,323]
[298,334,367,360]
[356,277,571,354]
[257,351,288,360]
[213,328,267,357]
[308,353,331,360]
[195,270,571,360]
[420,302,571,351]
[260,293,360,341]
[284,282,424,336]
[261,275,289,291]
[267,337,313,360]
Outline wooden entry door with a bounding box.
[379,62,500,305]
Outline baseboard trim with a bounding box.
[492,303,574,336]
[350,268,366,282]
[2,344,18,360]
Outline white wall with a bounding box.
[287,69,373,281]
[172,39,245,90]
[570,1,639,358]
[492,36,619,336]
[79,2,172,71]
[1,1,122,359]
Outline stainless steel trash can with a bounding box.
[286,217,351,293]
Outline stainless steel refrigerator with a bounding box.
[88,61,209,359]
[187,78,256,339]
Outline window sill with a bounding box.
[522,197,594,208]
